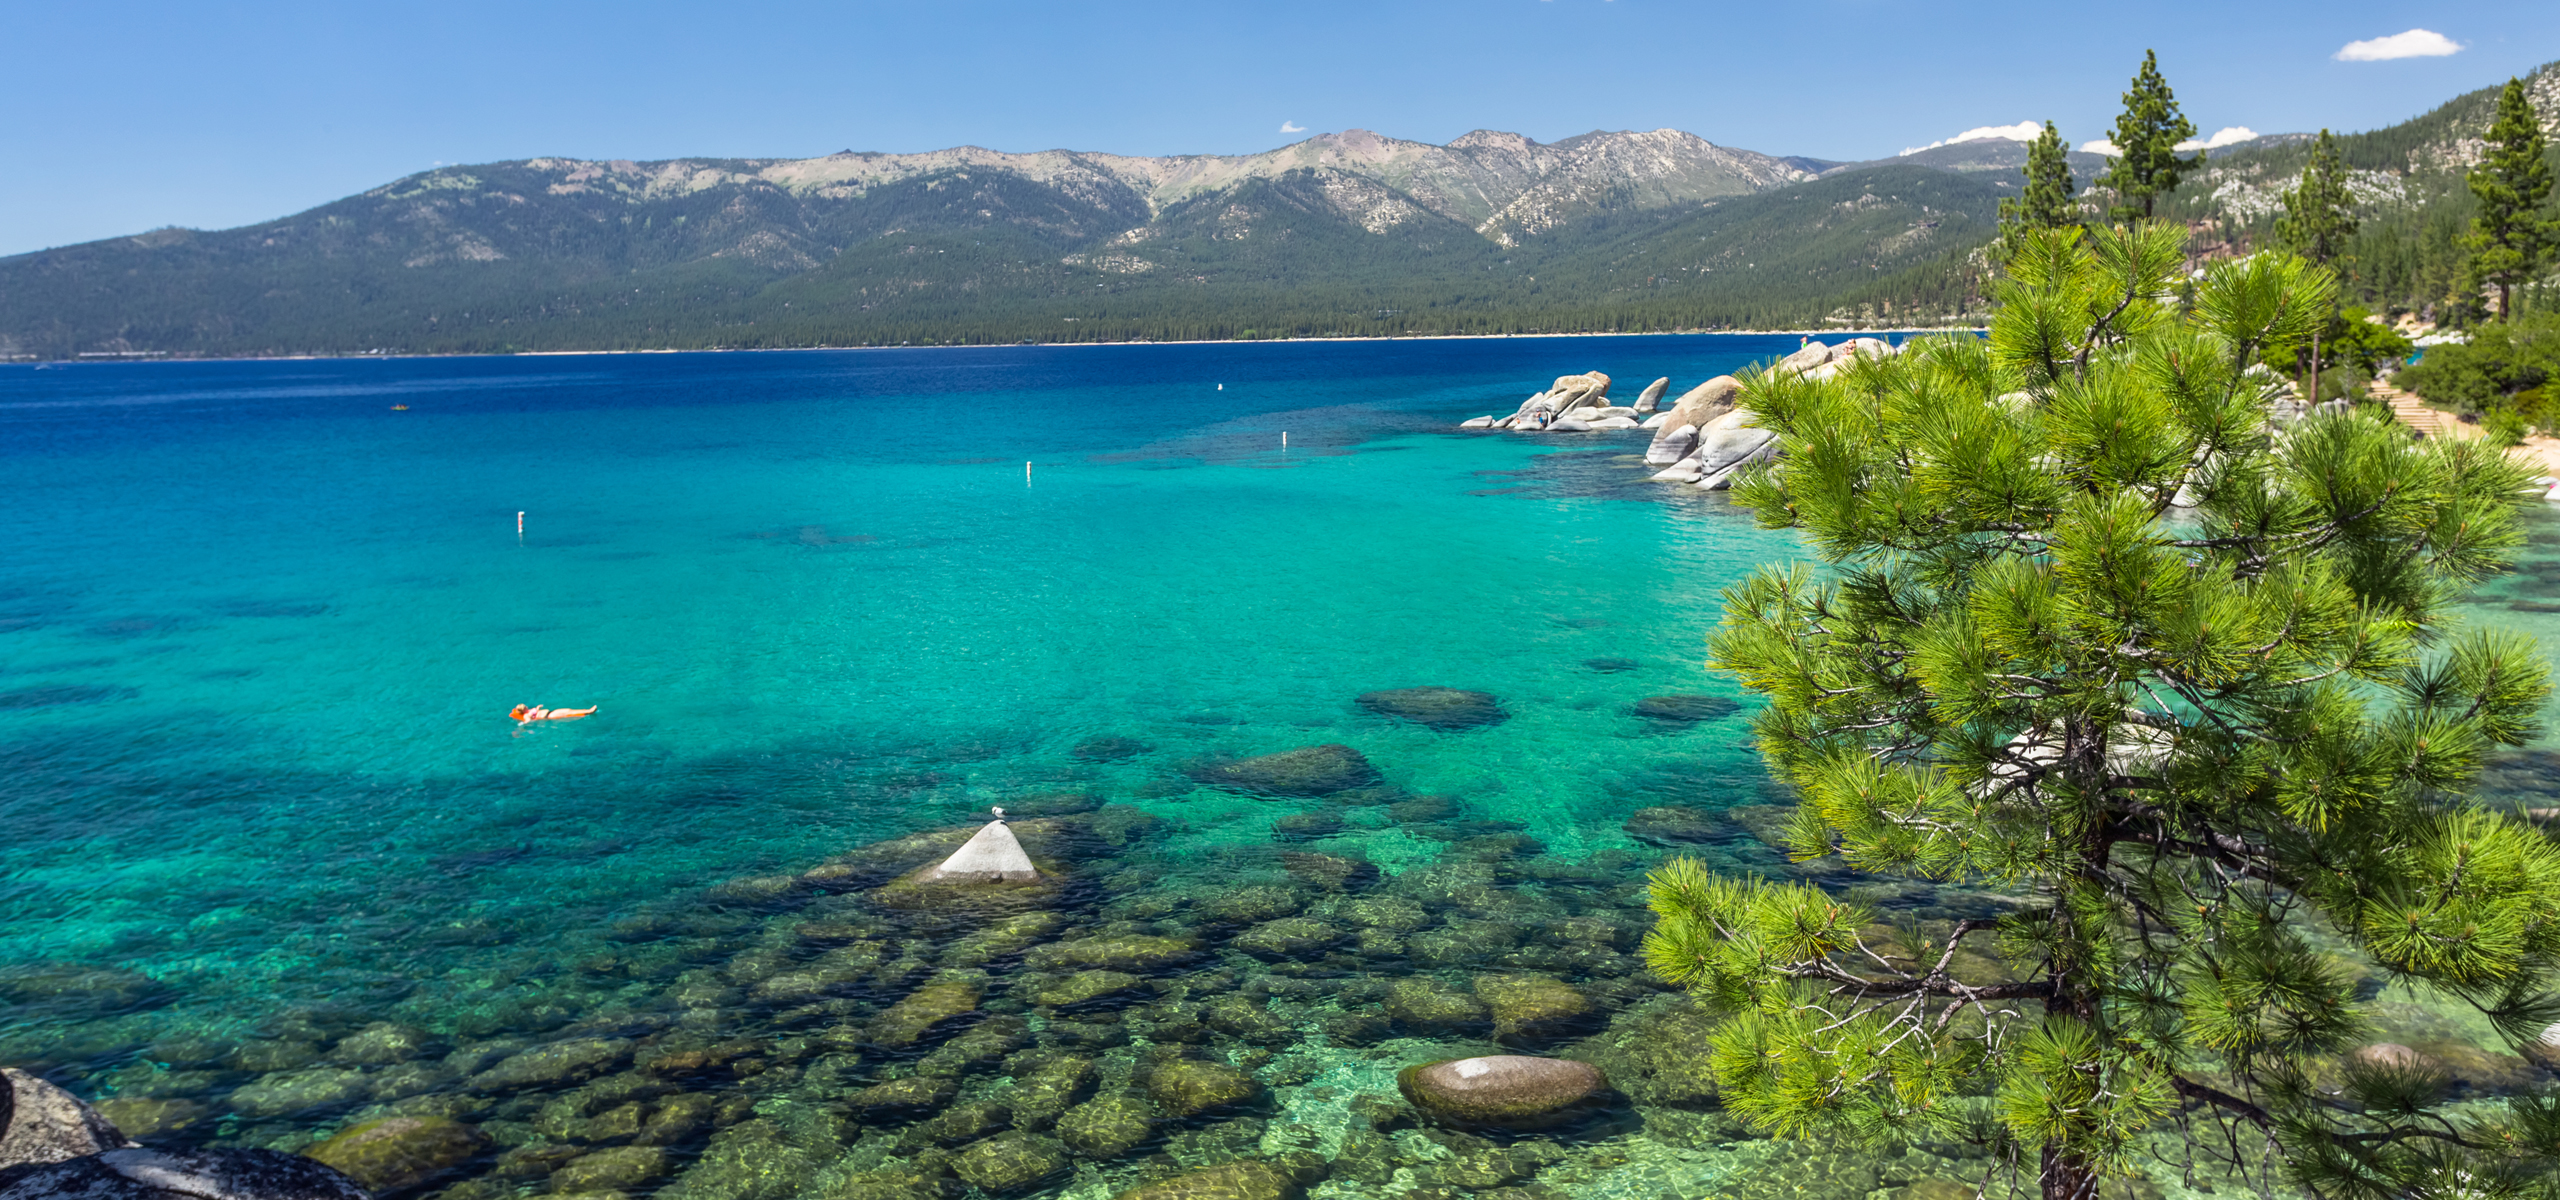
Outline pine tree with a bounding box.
[2463,78,2556,322]
[2097,51,2203,222]
[1645,222,2560,1200]
[2277,129,2358,267]
[1998,122,2080,257]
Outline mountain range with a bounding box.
[2,59,2552,358]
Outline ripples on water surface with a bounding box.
[5,339,2557,1200]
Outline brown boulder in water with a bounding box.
[1397,1055,1610,1130]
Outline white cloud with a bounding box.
[2175,126,2261,151]
[2335,29,2462,61]
[1899,121,2041,157]
[2081,139,2120,156]
[1279,121,1306,134]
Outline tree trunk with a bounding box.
[2041,1144,2099,1200]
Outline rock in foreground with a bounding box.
[0,1149,369,1200]
[301,1117,487,1194]
[1187,745,1381,797]
[1355,687,1508,731]
[1397,1056,1610,1130]
[1,1068,130,1171]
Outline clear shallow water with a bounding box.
[8,339,2559,1200]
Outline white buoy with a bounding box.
[1025,461,1033,485]
[1281,431,1288,448]
[1218,383,1223,390]
[516,511,524,537]
[921,807,1039,882]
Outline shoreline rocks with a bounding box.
[1,1069,132,1171]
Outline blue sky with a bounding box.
[3,0,2554,256]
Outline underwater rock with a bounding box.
[227,1041,325,1073]
[1385,978,1490,1033]
[1631,695,1742,723]
[1398,1056,1609,1130]
[1186,745,1382,797]
[1199,886,1305,925]
[1356,688,1509,732]
[950,1132,1068,1195]
[469,1037,632,1092]
[938,912,1064,969]
[914,1015,1032,1078]
[303,1117,488,1195]
[1072,736,1154,763]
[550,1146,672,1193]
[1278,852,1377,892]
[85,1099,203,1142]
[1200,996,1293,1045]
[1005,1055,1095,1129]
[654,1118,830,1200]
[1,1070,131,1172]
[1474,974,1595,1041]
[1568,995,1723,1106]
[1386,795,1457,824]
[1025,935,1205,974]
[898,1100,1011,1150]
[0,965,174,1018]
[845,1076,956,1121]
[1230,919,1345,961]
[1622,806,1748,846]
[0,1148,368,1200]
[1057,1093,1157,1159]
[1145,1061,1262,1119]
[1582,657,1641,673]
[225,1068,374,1119]
[870,976,982,1048]
[330,1022,443,1066]
[1030,970,1146,1009]
[1333,895,1430,933]
[1267,810,1345,843]
[1725,805,1799,852]
[1110,1160,1302,1200]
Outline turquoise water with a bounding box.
[11,340,2557,1200]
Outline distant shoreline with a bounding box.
[7,325,1989,367]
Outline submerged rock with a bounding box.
[846,1076,957,1121]
[225,1067,373,1119]
[1623,806,1747,846]
[1279,852,1378,892]
[1475,974,1595,1041]
[1631,695,1742,723]
[330,1022,442,1066]
[1030,970,1146,1009]
[301,1116,487,1195]
[550,1145,672,1193]
[1146,1060,1261,1119]
[1,1069,130,1170]
[1071,736,1154,762]
[1356,687,1509,731]
[468,1037,631,1092]
[1057,1093,1157,1159]
[1024,935,1203,974]
[1385,978,1489,1033]
[0,1149,368,1200]
[1111,1160,1303,1200]
[1008,1056,1097,1129]
[1186,745,1382,797]
[869,976,981,1047]
[1230,919,1345,960]
[950,1132,1068,1194]
[1398,1056,1609,1130]
[1582,657,1640,673]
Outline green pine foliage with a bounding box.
[2464,79,2558,322]
[1645,222,2560,1200]
[1998,122,2080,258]
[2278,130,2360,267]
[2098,52,2205,222]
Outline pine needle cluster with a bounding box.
[1645,222,2560,1200]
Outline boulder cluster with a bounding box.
[1456,338,1903,491]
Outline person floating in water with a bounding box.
[511,704,597,724]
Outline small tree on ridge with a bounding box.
[1998,121,2081,259]
[2098,51,2203,222]
[2464,78,2556,322]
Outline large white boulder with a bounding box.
[1458,416,1495,429]
[1632,377,1672,414]
[1646,377,1740,461]
[1645,424,1700,466]
[1778,341,1834,375]
[1688,409,1776,479]
[920,813,1040,883]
